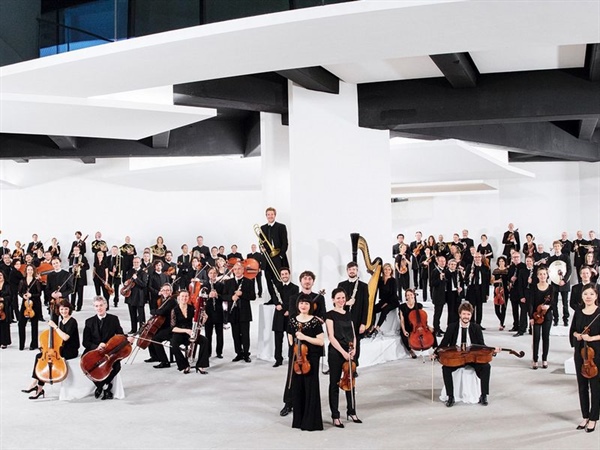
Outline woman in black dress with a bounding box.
[9,259,24,322]
[570,284,600,433]
[529,266,554,369]
[395,244,410,298]
[288,294,324,431]
[93,250,110,301]
[582,252,598,284]
[22,299,79,399]
[491,256,509,331]
[326,288,360,428]
[0,271,12,349]
[398,289,433,358]
[367,263,399,337]
[477,234,494,267]
[18,264,43,350]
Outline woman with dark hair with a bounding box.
[529,266,554,369]
[398,289,433,358]
[21,299,79,399]
[477,234,494,267]
[367,263,399,337]
[582,252,598,284]
[326,288,360,428]
[570,284,600,433]
[18,264,43,350]
[491,256,509,331]
[9,259,24,322]
[150,236,167,262]
[425,235,436,253]
[288,294,324,431]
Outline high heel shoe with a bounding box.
[21,385,37,393]
[195,368,208,375]
[586,421,596,433]
[577,419,589,430]
[29,389,45,400]
[541,361,548,369]
[332,419,344,428]
[531,362,538,370]
[183,367,190,374]
[347,414,363,424]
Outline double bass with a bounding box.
[35,326,68,384]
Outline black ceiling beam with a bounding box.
[429,52,478,88]
[358,69,600,131]
[585,43,600,81]
[276,66,340,94]
[392,122,600,162]
[578,118,598,140]
[174,73,288,114]
[152,131,170,149]
[0,117,250,160]
[80,157,96,164]
[48,135,78,149]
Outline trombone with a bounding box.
[253,224,282,283]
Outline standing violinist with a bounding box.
[145,284,176,368]
[529,266,554,369]
[491,256,509,331]
[445,259,464,328]
[82,296,125,400]
[326,288,361,428]
[0,271,12,349]
[394,244,410,299]
[223,262,255,363]
[148,260,168,311]
[45,257,73,322]
[26,234,43,255]
[17,264,43,350]
[125,256,148,334]
[430,255,447,337]
[435,303,499,407]
[507,252,528,336]
[288,294,324,431]
[22,299,79,400]
[570,284,600,433]
[410,231,424,290]
[69,246,89,312]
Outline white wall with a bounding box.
[391,161,600,263]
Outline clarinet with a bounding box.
[231,278,244,310]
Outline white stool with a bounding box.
[439,366,482,404]
[59,359,125,400]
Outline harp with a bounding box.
[350,233,383,329]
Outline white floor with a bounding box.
[1,296,599,450]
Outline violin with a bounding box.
[165,266,176,277]
[408,308,435,352]
[0,300,5,321]
[120,277,135,297]
[293,324,311,375]
[581,326,599,379]
[338,342,356,392]
[436,344,524,368]
[493,283,505,306]
[23,299,35,319]
[80,334,132,382]
[35,325,68,384]
[532,293,552,325]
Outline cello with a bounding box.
[408,308,435,352]
[80,334,132,382]
[436,344,524,368]
[35,325,68,384]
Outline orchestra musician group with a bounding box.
[0,217,599,435]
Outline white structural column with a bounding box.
[282,81,392,292]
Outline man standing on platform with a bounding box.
[260,207,289,302]
[272,267,299,368]
[572,230,587,283]
[548,240,572,326]
[465,253,491,330]
[507,251,528,335]
[502,223,520,257]
[125,256,147,334]
[69,246,89,312]
[337,262,369,366]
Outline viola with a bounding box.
[165,266,176,276]
[493,284,505,306]
[293,324,311,375]
[35,326,68,384]
[408,308,435,351]
[0,300,6,321]
[532,293,552,325]
[80,334,132,382]
[581,326,599,379]
[120,277,135,297]
[436,344,524,368]
[23,299,35,319]
[338,342,356,392]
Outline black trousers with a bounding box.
[412,266,422,289]
[551,290,569,324]
[274,331,287,363]
[264,257,282,302]
[467,286,484,325]
[71,278,85,311]
[446,291,460,326]
[575,352,600,421]
[110,276,121,305]
[532,316,552,362]
[374,302,398,328]
[253,272,263,297]
[18,317,38,350]
[433,296,446,332]
[127,304,145,333]
[231,320,250,357]
[193,335,210,369]
[204,319,224,357]
[327,346,355,419]
[442,363,490,397]
[171,332,190,371]
[148,328,171,364]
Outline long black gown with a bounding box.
[288,316,323,431]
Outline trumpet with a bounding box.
[253,224,282,283]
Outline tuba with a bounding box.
[350,233,383,330]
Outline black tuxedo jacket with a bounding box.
[272,281,299,332]
[205,281,225,324]
[46,270,73,299]
[69,255,90,284]
[438,321,486,348]
[261,221,289,263]
[548,253,572,292]
[338,279,369,329]
[82,313,124,353]
[223,277,255,322]
[430,266,447,304]
[124,268,148,307]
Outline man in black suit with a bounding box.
[559,231,572,256]
[46,257,73,321]
[227,245,243,261]
[465,253,491,330]
[410,231,424,289]
[69,246,89,312]
[502,223,520,257]
[82,296,129,400]
[272,267,299,368]
[192,236,210,265]
[26,234,43,254]
[124,256,148,334]
[435,302,499,407]
[1,240,10,257]
[260,207,289,302]
[460,230,475,254]
[548,240,572,326]
[572,230,587,283]
[107,246,122,308]
[247,244,264,298]
[204,267,225,359]
[223,262,255,362]
[69,231,87,258]
[507,251,528,335]
[337,262,369,366]
[430,255,447,336]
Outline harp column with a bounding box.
[263,80,391,294]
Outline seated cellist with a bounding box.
[434,302,499,407]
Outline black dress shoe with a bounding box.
[102,389,114,400]
[479,395,488,406]
[153,362,170,369]
[586,422,596,433]
[232,355,244,362]
[577,420,589,430]
[144,358,158,363]
[445,396,455,407]
[480,326,486,331]
[513,332,524,337]
[216,354,223,359]
[553,321,558,326]
[280,405,292,416]
[244,356,252,363]
[94,387,103,399]
[273,361,282,367]
[508,327,517,332]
